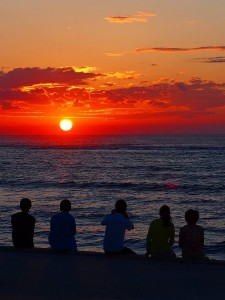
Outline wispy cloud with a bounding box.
[133,46,225,53]
[105,11,155,24]
[194,56,225,63]
[104,52,125,57]
[185,20,198,24]
[105,46,225,57]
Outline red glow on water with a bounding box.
[166,181,179,190]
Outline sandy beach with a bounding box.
[0,247,225,300]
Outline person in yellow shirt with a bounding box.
[146,205,176,259]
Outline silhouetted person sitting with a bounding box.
[146,205,176,259]
[11,198,36,249]
[101,199,135,255]
[49,199,77,252]
[179,209,206,260]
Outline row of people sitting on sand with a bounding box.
[11,198,206,260]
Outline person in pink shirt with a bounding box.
[179,209,206,260]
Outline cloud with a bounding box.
[194,56,225,63]
[1,67,225,121]
[71,66,97,73]
[133,46,225,53]
[0,67,99,89]
[92,78,225,113]
[137,12,156,17]
[0,67,101,113]
[104,52,125,57]
[105,16,147,23]
[105,11,155,23]
[105,71,140,80]
[105,46,225,57]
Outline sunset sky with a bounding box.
[1,0,225,135]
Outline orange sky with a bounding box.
[0,1,225,135]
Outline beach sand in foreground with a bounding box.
[0,247,225,300]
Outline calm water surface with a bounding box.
[0,134,225,259]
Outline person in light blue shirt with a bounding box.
[101,199,135,255]
[49,199,77,252]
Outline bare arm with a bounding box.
[169,223,175,247]
[146,224,152,255]
[178,228,183,249]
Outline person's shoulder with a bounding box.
[116,213,131,222]
[179,224,188,231]
[60,212,75,221]
[101,214,110,225]
[67,213,75,220]
[51,212,61,220]
[11,212,21,218]
[195,224,204,231]
[104,213,125,222]
[104,213,111,219]
[103,213,113,221]
[151,218,160,226]
[11,212,24,220]
[104,213,117,222]
[23,212,36,222]
[28,214,36,222]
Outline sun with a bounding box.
[59,119,73,131]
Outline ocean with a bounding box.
[0,134,225,260]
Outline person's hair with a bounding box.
[159,205,172,227]
[115,199,127,214]
[60,199,71,212]
[20,198,32,211]
[185,209,199,225]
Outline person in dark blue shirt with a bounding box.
[49,199,77,252]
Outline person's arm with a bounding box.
[101,216,107,226]
[146,224,152,256]
[126,219,134,231]
[69,215,76,235]
[169,223,175,247]
[178,228,183,249]
[11,215,14,227]
[31,217,36,235]
[73,218,76,235]
[33,217,36,228]
[200,227,204,247]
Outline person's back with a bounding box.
[146,205,175,258]
[179,209,205,260]
[101,199,135,255]
[147,218,175,253]
[11,198,36,248]
[49,199,77,252]
[102,213,134,252]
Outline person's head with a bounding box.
[159,205,171,226]
[185,209,199,225]
[20,198,32,212]
[115,199,127,214]
[159,205,170,217]
[60,199,71,213]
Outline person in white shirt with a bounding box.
[101,199,135,255]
